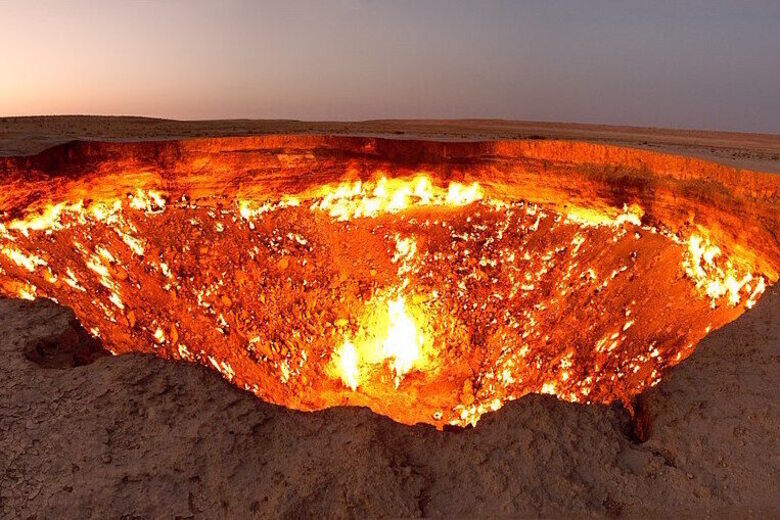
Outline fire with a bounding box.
[566,204,644,228]
[328,292,430,391]
[1,245,48,272]
[0,140,776,428]
[445,181,482,206]
[7,201,77,233]
[382,295,423,381]
[683,233,764,308]
[332,340,359,390]
[310,175,482,221]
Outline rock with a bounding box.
[169,325,179,345]
[461,378,475,406]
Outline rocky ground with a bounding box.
[2,116,779,172]
[1,283,777,518]
[1,118,778,518]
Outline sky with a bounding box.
[1,0,778,133]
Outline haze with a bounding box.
[1,0,779,133]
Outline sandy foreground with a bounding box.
[0,117,778,518]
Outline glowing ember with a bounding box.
[0,138,777,427]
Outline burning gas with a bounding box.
[1,138,777,427]
[328,292,431,391]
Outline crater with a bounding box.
[1,136,777,427]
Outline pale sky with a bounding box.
[1,0,778,133]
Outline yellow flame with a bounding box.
[445,182,483,206]
[683,233,761,307]
[1,246,48,272]
[311,175,482,221]
[7,201,83,234]
[329,293,428,390]
[129,189,166,214]
[332,340,359,390]
[566,203,644,228]
[382,295,424,383]
[238,197,300,221]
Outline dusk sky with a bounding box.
[1,0,778,133]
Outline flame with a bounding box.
[683,233,763,308]
[332,340,359,391]
[239,197,300,221]
[129,188,166,214]
[310,175,482,221]
[329,293,429,391]
[445,182,483,206]
[566,203,644,228]
[1,245,47,272]
[382,295,424,383]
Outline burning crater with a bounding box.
[1,137,778,427]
